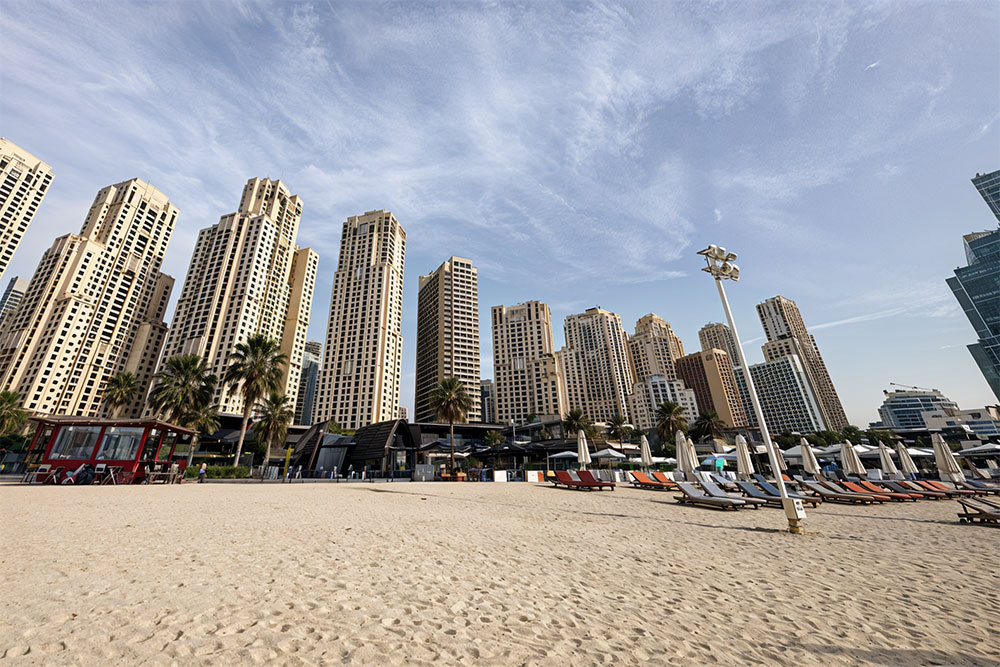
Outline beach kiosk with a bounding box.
[23,416,196,484]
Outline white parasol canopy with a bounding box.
[839,439,867,477]
[577,430,592,470]
[877,441,899,477]
[931,433,965,482]
[800,437,823,477]
[895,442,919,475]
[734,434,755,480]
[640,435,653,469]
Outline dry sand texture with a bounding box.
[1,481,998,665]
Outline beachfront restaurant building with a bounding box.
[24,416,195,484]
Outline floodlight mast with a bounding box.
[697,244,804,533]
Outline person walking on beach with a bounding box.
[198,462,207,483]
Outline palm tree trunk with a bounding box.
[261,441,272,482]
[449,421,455,475]
[232,405,252,467]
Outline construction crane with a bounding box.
[888,382,936,392]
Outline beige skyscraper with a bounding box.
[0,138,54,281]
[491,300,566,424]
[0,179,176,417]
[757,295,848,431]
[317,210,405,430]
[674,349,748,429]
[159,178,318,416]
[698,322,740,362]
[415,256,481,423]
[559,307,634,423]
[628,313,685,382]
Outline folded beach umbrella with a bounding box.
[931,433,965,483]
[577,430,592,471]
[877,441,899,478]
[774,444,788,472]
[895,442,919,477]
[735,434,754,480]
[800,437,822,478]
[640,435,653,470]
[675,431,696,480]
[840,439,867,478]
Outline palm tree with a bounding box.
[484,430,504,448]
[428,377,473,474]
[607,413,628,448]
[253,392,293,479]
[0,391,27,436]
[223,335,287,467]
[102,372,137,418]
[179,402,220,466]
[149,355,216,423]
[562,409,593,438]
[693,410,726,442]
[655,401,687,443]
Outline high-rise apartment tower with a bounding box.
[559,307,634,423]
[317,210,405,430]
[0,138,54,280]
[159,178,317,416]
[628,313,684,382]
[295,340,322,425]
[414,256,481,423]
[0,179,176,417]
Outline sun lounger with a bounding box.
[630,471,673,490]
[651,472,680,489]
[576,470,615,490]
[699,478,764,508]
[754,477,819,504]
[802,481,877,504]
[709,473,739,491]
[956,498,1000,524]
[851,480,917,502]
[674,481,745,510]
[553,470,591,490]
[735,481,821,508]
[958,480,1000,496]
[822,481,888,503]
[916,480,978,497]
[878,481,936,499]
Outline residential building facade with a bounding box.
[414,256,481,423]
[0,276,29,326]
[627,375,698,432]
[628,313,684,382]
[317,210,405,430]
[491,300,566,424]
[757,295,849,431]
[744,354,826,434]
[295,340,322,425]
[0,179,176,417]
[480,379,496,424]
[877,388,960,432]
[698,322,740,362]
[0,138,54,280]
[674,349,747,429]
[559,307,633,423]
[158,178,317,416]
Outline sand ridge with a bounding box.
[0,481,997,665]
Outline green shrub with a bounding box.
[183,465,250,479]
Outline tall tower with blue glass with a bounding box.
[948,170,1000,400]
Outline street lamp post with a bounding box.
[697,244,806,533]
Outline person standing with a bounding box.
[198,462,207,483]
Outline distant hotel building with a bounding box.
[491,301,566,424]
[698,322,740,362]
[480,379,496,423]
[674,349,747,429]
[559,307,633,423]
[0,138,54,280]
[877,388,959,432]
[0,276,28,326]
[414,256,481,423]
[317,210,405,430]
[628,313,684,382]
[295,340,322,425]
[159,178,317,416]
[0,179,176,417]
[628,375,698,431]
[757,295,848,431]
[947,169,1000,400]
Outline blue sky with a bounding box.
[2,1,998,426]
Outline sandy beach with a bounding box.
[1,480,997,666]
